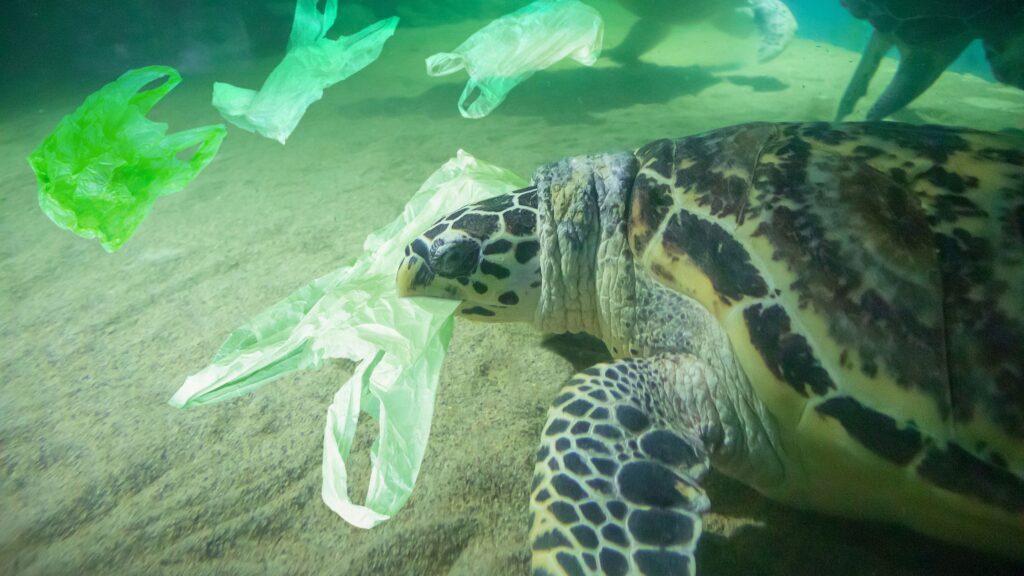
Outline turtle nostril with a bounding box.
[431,238,480,278]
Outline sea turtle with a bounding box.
[836,0,1024,121]
[396,121,1024,575]
[608,0,798,64]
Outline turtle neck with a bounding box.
[531,151,639,350]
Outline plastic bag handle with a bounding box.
[458,80,492,119]
[159,124,228,193]
[289,0,338,49]
[121,65,182,114]
[425,52,466,77]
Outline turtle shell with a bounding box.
[627,122,1024,512]
[840,0,1021,44]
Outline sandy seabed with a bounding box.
[2,4,1023,575]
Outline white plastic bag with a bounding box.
[426,0,604,119]
[213,0,398,143]
[170,151,527,528]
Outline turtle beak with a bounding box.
[396,252,433,298]
[396,249,465,301]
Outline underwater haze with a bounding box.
[2,1,1023,575]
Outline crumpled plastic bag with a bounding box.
[170,150,527,528]
[27,65,226,252]
[426,0,603,119]
[212,0,398,144]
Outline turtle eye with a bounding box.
[430,238,480,278]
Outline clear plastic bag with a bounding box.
[426,0,603,119]
[171,151,527,528]
[27,66,226,252]
[213,0,398,143]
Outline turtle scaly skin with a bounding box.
[397,122,1024,575]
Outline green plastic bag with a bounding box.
[426,0,603,119]
[171,150,527,528]
[213,0,399,144]
[27,66,226,252]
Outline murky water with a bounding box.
[1,1,1022,574]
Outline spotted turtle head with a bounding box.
[396,186,543,322]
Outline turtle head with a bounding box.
[398,152,637,339]
[396,186,543,322]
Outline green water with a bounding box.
[1,1,1022,575]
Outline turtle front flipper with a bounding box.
[866,37,970,120]
[606,18,673,65]
[530,357,711,576]
[747,0,797,62]
[835,30,893,121]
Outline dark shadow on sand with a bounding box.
[698,473,1022,576]
[724,75,788,92]
[338,62,788,124]
[542,332,612,372]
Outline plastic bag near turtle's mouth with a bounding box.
[170,150,527,528]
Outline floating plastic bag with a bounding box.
[426,0,603,119]
[171,151,527,528]
[27,66,226,252]
[213,0,398,144]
